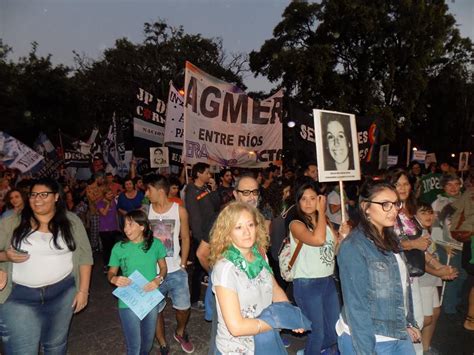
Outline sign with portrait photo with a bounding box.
[149,147,169,168]
[313,110,361,182]
[458,152,469,172]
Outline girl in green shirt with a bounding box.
[108,210,167,355]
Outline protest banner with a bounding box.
[133,87,166,145]
[112,271,164,320]
[0,132,44,173]
[184,61,283,167]
[164,82,184,145]
[387,155,398,167]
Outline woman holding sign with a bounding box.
[0,177,93,355]
[108,210,167,355]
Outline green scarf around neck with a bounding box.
[224,244,273,279]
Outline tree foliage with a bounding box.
[250,0,473,151]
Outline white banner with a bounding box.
[133,117,165,143]
[184,62,283,167]
[0,132,44,173]
[164,82,184,145]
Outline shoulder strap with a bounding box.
[288,240,303,270]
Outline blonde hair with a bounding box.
[209,201,268,267]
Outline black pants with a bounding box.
[190,237,206,304]
[99,230,122,267]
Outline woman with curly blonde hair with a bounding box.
[209,202,296,354]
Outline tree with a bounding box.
[250,0,473,149]
[1,41,82,144]
[73,20,247,132]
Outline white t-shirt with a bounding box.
[212,258,273,354]
[12,231,73,287]
[148,203,181,273]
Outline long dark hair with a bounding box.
[121,210,153,252]
[294,180,321,230]
[385,168,417,217]
[4,189,26,210]
[12,177,76,251]
[358,180,400,253]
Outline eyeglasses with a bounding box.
[29,191,55,199]
[236,189,259,196]
[364,200,403,212]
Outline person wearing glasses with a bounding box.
[0,177,93,355]
[337,180,420,354]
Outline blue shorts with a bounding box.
[158,269,191,311]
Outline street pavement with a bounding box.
[2,252,471,354]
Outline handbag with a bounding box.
[397,216,425,277]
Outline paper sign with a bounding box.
[412,150,427,162]
[387,155,398,167]
[112,270,164,320]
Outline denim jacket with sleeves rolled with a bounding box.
[337,226,416,355]
[0,211,94,304]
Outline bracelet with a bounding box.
[256,319,262,334]
[78,289,89,295]
[155,275,164,285]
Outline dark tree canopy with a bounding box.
[250,0,473,152]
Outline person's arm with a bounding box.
[178,206,190,268]
[290,194,328,247]
[338,239,376,354]
[71,264,92,313]
[400,235,431,251]
[271,277,289,303]
[0,270,7,290]
[97,201,111,216]
[215,286,272,336]
[108,266,131,286]
[196,240,211,272]
[143,258,168,292]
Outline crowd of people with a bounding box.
[0,158,472,355]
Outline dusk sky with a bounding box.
[1,0,473,92]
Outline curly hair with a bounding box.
[209,202,268,267]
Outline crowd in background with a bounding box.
[0,157,473,355]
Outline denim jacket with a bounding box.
[337,226,415,355]
[255,302,312,355]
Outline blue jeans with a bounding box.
[293,276,340,354]
[158,269,190,310]
[338,332,415,355]
[118,305,159,355]
[0,274,76,355]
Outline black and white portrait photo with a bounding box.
[313,110,360,182]
[149,147,169,168]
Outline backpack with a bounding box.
[274,205,303,282]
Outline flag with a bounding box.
[0,132,44,173]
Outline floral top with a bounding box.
[212,258,273,354]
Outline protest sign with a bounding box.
[164,82,184,145]
[378,144,389,170]
[150,147,169,168]
[387,155,398,167]
[133,87,166,145]
[412,150,427,162]
[184,62,283,167]
[313,109,361,182]
[458,152,469,172]
[112,270,164,320]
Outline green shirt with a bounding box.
[109,238,166,308]
[419,172,443,205]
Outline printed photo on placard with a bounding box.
[313,109,360,182]
[149,147,169,168]
[458,152,469,172]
